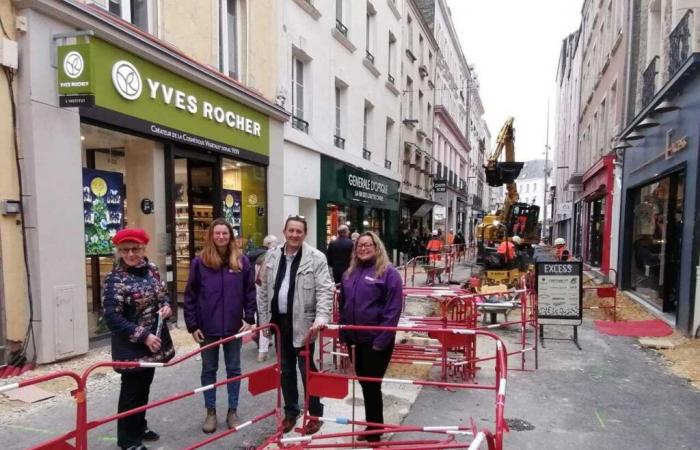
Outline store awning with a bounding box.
[412,199,440,217]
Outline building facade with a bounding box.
[278,0,404,255]
[617,0,700,336]
[515,160,552,223]
[10,0,287,363]
[574,0,629,277]
[553,29,582,246]
[415,0,472,239]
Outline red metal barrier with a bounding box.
[274,325,509,450]
[1,324,283,450]
[583,285,618,322]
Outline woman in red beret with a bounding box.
[183,218,256,434]
[103,228,175,450]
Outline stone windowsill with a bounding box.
[363,58,381,77]
[292,0,322,20]
[332,28,357,53]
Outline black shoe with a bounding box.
[142,429,160,442]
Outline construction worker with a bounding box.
[497,238,516,262]
[554,238,569,261]
[426,230,443,262]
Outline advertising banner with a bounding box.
[82,168,124,256]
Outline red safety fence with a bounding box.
[0,324,283,450]
[322,286,537,386]
[262,325,509,449]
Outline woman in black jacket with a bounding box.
[103,228,174,450]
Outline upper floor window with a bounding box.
[406,15,413,52]
[220,0,239,79]
[106,0,157,34]
[291,56,308,132]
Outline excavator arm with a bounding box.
[484,117,522,225]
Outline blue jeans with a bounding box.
[200,336,242,410]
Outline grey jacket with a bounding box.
[257,241,334,347]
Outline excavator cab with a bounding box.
[485,161,524,187]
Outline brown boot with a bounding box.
[226,409,239,429]
[202,408,217,434]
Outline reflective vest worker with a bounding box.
[426,231,442,262]
[554,238,569,261]
[497,239,516,262]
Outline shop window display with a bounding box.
[81,123,161,338]
[629,174,684,312]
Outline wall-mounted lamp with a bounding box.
[634,117,660,130]
[625,131,646,141]
[612,141,632,151]
[653,100,680,114]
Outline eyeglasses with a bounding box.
[357,243,375,249]
[119,246,144,254]
[287,214,306,221]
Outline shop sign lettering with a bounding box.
[665,136,687,160]
[57,39,269,158]
[348,173,389,202]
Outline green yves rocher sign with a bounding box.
[57,38,269,160]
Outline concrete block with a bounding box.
[638,338,676,349]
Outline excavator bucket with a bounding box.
[485,162,524,187]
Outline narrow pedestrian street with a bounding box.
[1,261,698,449]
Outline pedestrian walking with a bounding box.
[398,229,411,265]
[326,224,354,283]
[183,218,256,434]
[103,228,175,450]
[257,215,334,435]
[338,231,403,442]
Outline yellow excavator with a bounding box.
[475,118,540,286]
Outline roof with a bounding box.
[517,159,552,180]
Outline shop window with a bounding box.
[629,174,684,313]
[105,0,157,34]
[222,159,267,251]
[587,197,605,267]
[81,123,163,338]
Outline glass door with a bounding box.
[173,156,220,303]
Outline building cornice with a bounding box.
[434,105,470,151]
[15,0,290,122]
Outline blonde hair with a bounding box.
[200,218,243,271]
[346,231,390,279]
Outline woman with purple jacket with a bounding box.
[184,218,256,434]
[338,231,403,442]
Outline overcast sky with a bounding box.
[448,0,583,162]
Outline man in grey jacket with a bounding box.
[257,215,334,435]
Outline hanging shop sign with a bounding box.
[82,168,124,256]
[535,261,582,323]
[433,179,447,193]
[58,38,269,163]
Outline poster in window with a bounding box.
[82,168,124,256]
[222,189,242,237]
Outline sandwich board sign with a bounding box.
[536,260,583,348]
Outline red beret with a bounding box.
[112,228,150,245]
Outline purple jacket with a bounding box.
[339,262,403,349]
[184,255,257,338]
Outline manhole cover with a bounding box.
[505,418,535,431]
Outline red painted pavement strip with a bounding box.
[594,319,673,337]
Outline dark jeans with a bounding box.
[117,368,155,449]
[348,341,394,441]
[200,336,242,410]
[275,314,323,419]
